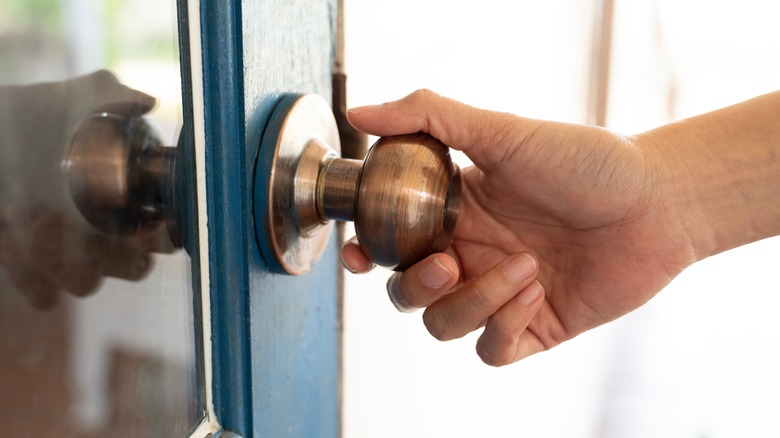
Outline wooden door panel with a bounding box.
[196,1,340,436]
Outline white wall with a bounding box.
[600,0,780,436]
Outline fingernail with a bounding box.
[340,237,358,273]
[387,273,417,313]
[504,253,536,283]
[517,280,543,306]
[341,237,374,273]
[347,104,382,117]
[420,257,452,289]
[341,255,358,274]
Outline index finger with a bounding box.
[346,89,537,172]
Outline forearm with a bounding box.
[638,91,780,261]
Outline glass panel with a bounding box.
[0,0,203,436]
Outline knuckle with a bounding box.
[466,282,495,312]
[407,88,438,102]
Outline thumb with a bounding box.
[347,89,540,171]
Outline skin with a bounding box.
[0,71,159,308]
[0,208,157,308]
[342,89,780,366]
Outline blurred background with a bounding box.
[342,0,780,437]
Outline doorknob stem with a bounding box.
[318,155,361,223]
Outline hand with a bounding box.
[341,90,696,366]
[0,70,155,210]
[0,208,154,309]
[0,71,160,308]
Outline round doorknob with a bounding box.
[66,113,174,236]
[64,112,193,250]
[254,94,461,275]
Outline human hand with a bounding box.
[0,208,155,309]
[341,90,696,366]
[0,70,156,210]
[0,71,161,308]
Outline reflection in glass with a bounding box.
[0,1,203,436]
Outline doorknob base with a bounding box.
[253,94,341,275]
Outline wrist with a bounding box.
[637,92,780,261]
[635,126,721,262]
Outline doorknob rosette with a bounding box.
[253,94,342,275]
[254,93,460,275]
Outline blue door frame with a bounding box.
[179,1,341,436]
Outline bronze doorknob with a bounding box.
[65,112,193,250]
[66,113,174,236]
[254,94,461,275]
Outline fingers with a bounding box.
[476,281,546,366]
[342,236,547,366]
[341,236,461,313]
[347,89,538,171]
[341,236,375,274]
[98,240,152,282]
[0,211,155,308]
[28,213,102,297]
[96,87,157,117]
[72,70,156,117]
[0,228,59,309]
[386,253,459,312]
[423,253,539,342]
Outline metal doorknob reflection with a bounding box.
[254,94,461,275]
[65,112,185,248]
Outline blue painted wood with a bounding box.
[197,1,340,437]
[198,0,252,434]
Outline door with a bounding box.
[190,1,341,437]
[0,0,340,437]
